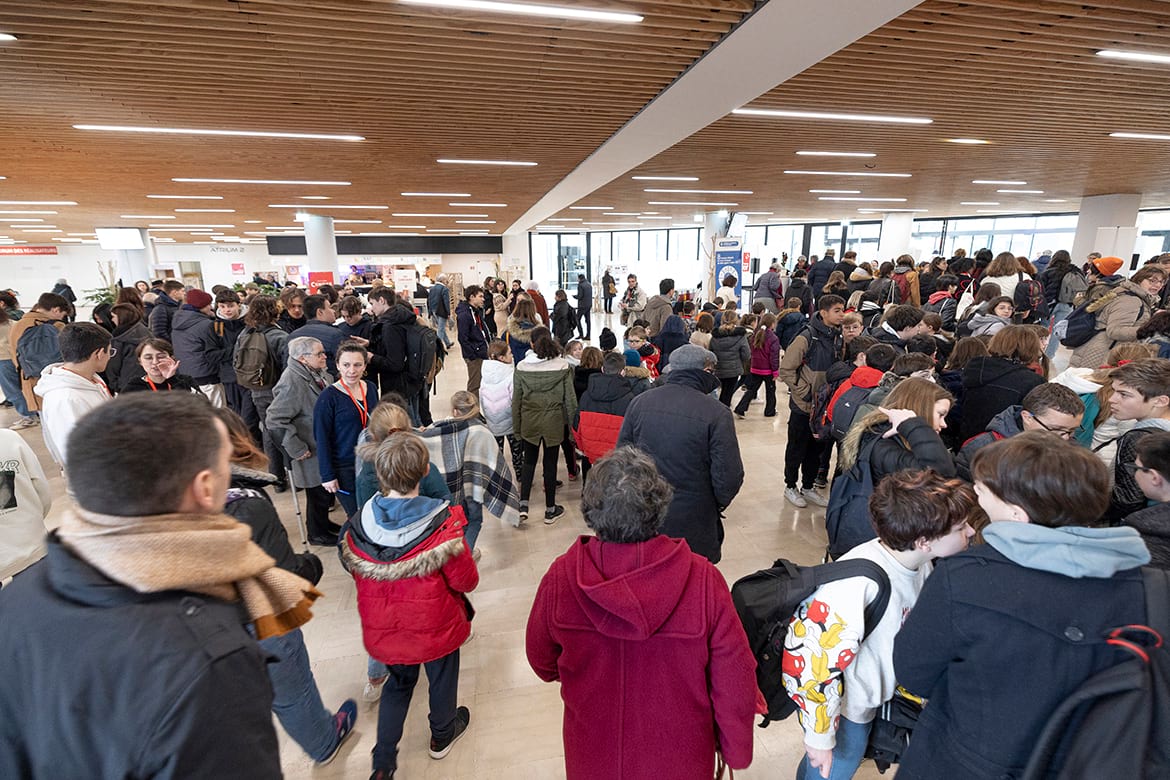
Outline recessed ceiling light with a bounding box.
[120,215,174,219]
[569,206,614,210]
[0,200,77,205]
[0,218,43,222]
[945,138,991,144]
[147,194,225,199]
[637,216,673,220]
[857,208,928,213]
[796,151,876,157]
[0,33,17,42]
[451,202,507,207]
[299,196,331,200]
[175,208,236,213]
[148,223,235,228]
[972,179,1026,185]
[401,1,643,23]
[733,108,932,125]
[456,220,496,224]
[435,157,539,166]
[643,188,753,195]
[0,210,57,214]
[1097,49,1170,65]
[20,229,64,233]
[997,189,1044,194]
[401,192,471,197]
[391,213,489,218]
[73,124,364,141]
[331,219,384,224]
[960,202,1000,206]
[818,197,907,202]
[784,171,911,178]
[384,225,428,229]
[268,204,387,209]
[646,201,740,206]
[631,175,699,181]
[809,189,861,194]
[243,220,263,224]
[426,229,473,233]
[173,178,351,185]
[1044,199,1069,203]
[1110,132,1170,141]
[603,212,643,216]
[546,218,583,222]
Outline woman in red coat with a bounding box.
[341,431,479,780]
[526,446,759,779]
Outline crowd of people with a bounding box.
[0,247,1168,779]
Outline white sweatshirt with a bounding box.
[0,429,52,581]
[34,364,112,467]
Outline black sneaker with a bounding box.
[429,706,470,759]
[519,502,529,523]
[544,505,565,525]
[813,475,828,490]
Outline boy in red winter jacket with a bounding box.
[341,431,478,780]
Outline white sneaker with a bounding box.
[8,417,37,430]
[802,488,829,507]
[784,487,808,508]
[362,676,387,703]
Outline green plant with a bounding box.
[82,260,118,306]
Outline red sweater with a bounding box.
[827,365,885,422]
[527,535,759,778]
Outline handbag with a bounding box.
[863,685,924,773]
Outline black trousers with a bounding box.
[603,296,614,313]
[561,426,578,476]
[495,434,525,480]
[784,408,826,490]
[519,439,560,509]
[718,377,739,407]
[304,484,336,540]
[576,308,591,339]
[734,374,777,416]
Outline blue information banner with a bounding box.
[714,238,743,306]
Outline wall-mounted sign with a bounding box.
[210,246,246,254]
[231,262,246,276]
[0,246,57,255]
[714,238,743,304]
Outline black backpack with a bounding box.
[731,557,891,727]
[830,385,875,442]
[405,321,438,383]
[1013,274,1049,321]
[15,322,62,378]
[1022,567,1170,780]
[824,434,881,560]
[1060,289,1145,349]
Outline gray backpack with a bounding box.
[15,322,61,378]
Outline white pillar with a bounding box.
[702,212,727,296]
[877,212,915,261]
[304,215,338,275]
[115,229,154,284]
[1071,194,1142,267]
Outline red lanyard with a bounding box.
[146,377,160,392]
[341,380,369,427]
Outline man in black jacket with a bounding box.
[368,287,423,423]
[617,345,744,563]
[148,279,185,341]
[0,393,287,778]
[575,273,593,339]
[456,285,490,397]
[807,253,838,302]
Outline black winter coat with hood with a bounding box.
[369,302,421,396]
[225,465,324,584]
[959,355,1044,442]
[171,305,226,384]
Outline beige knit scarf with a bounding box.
[57,507,322,639]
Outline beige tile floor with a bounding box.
[6,310,894,779]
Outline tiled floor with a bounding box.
[7,311,890,779]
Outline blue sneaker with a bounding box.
[317,698,358,765]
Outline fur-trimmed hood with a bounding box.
[341,496,468,582]
[506,317,535,342]
[342,535,465,583]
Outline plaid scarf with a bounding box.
[57,506,321,639]
[421,418,521,527]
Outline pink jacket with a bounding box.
[527,535,758,778]
[748,328,780,376]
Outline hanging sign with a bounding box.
[0,246,57,255]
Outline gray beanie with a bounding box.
[668,344,716,372]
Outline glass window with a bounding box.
[809,224,842,257]
[611,232,639,280]
[559,233,587,292]
[531,234,559,290]
[589,232,612,283]
[765,225,803,267]
[1139,210,1170,232]
[668,228,699,264]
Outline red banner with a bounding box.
[0,246,57,255]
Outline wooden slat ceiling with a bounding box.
[0,0,754,244]
[570,0,1170,230]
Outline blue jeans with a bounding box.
[372,649,461,773]
[461,498,483,550]
[0,359,31,418]
[796,717,872,780]
[1045,302,1073,358]
[434,315,452,347]
[260,628,338,762]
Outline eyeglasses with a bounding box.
[105,346,117,357]
[1025,412,1077,439]
[313,350,327,357]
[1122,462,1153,476]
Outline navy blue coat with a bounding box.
[171,305,226,384]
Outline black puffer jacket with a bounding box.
[369,302,421,396]
[617,368,744,563]
[0,536,281,779]
[106,319,151,393]
[171,305,226,384]
[959,355,1044,441]
[856,417,955,484]
[225,466,323,584]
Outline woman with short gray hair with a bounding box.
[266,336,338,544]
[525,446,758,779]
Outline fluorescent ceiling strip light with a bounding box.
[173,178,350,185]
[1044,199,1069,203]
[332,219,384,224]
[300,196,331,200]
[647,201,739,206]
[0,34,15,42]
[1097,49,1170,65]
[121,214,174,219]
[436,158,539,166]
[451,202,507,207]
[582,222,642,226]
[637,216,673,220]
[643,188,753,195]
[733,108,932,125]
[147,194,224,199]
[0,200,77,205]
[355,232,421,236]
[73,124,363,141]
[1110,132,1170,141]
[857,209,928,213]
[784,171,911,178]
[569,206,614,210]
[546,218,583,221]
[818,197,907,202]
[175,208,235,213]
[738,211,774,215]
[997,189,1044,194]
[269,204,387,209]
[972,179,1025,185]
[0,210,57,214]
[631,175,698,181]
[148,223,235,228]
[976,210,1028,214]
[401,192,471,197]
[796,151,876,158]
[392,213,488,218]
[946,138,990,144]
[604,212,642,216]
[426,229,473,233]
[456,220,496,224]
[384,225,428,229]
[809,190,860,194]
[960,202,1000,206]
[0,218,43,222]
[21,229,63,232]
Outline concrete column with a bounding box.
[877,212,915,261]
[115,228,154,284]
[1071,194,1142,268]
[304,215,338,275]
[702,212,727,295]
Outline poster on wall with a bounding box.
[392,268,416,292]
[285,265,302,284]
[714,238,743,305]
[231,262,246,277]
[0,246,57,255]
[307,272,334,294]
